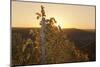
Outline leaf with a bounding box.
[36,12,41,17]
[37,16,40,19]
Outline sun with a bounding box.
[55,17,71,29]
[53,17,63,26]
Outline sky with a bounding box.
[12,1,95,29]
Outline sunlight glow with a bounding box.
[12,1,95,29]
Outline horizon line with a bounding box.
[12,27,95,30]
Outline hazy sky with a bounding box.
[12,1,95,29]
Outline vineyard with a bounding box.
[12,26,95,66]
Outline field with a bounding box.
[11,27,96,66]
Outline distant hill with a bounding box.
[62,28,96,61]
[62,28,95,41]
